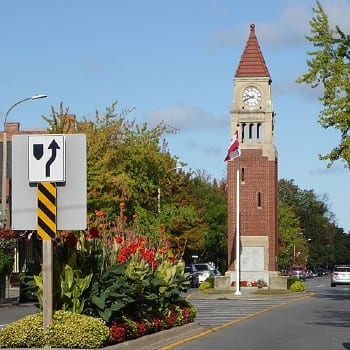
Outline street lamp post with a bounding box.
[1,94,47,228]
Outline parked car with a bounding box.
[314,267,328,276]
[184,265,200,288]
[193,263,218,284]
[289,265,306,281]
[306,270,314,278]
[331,264,350,287]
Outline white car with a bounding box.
[331,265,350,287]
[193,263,220,284]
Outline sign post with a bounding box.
[37,181,57,330]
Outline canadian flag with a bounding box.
[224,130,241,161]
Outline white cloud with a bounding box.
[145,103,227,132]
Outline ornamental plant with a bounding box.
[0,230,18,301]
[0,229,17,275]
[0,311,110,349]
[87,206,190,323]
[27,203,192,331]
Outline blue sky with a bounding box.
[0,1,349,232]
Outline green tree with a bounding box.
[42,102,224,260]
[278,178,349,269]
[277,203,301,270]
[297,1,350,168]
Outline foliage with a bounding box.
[287,276,299,289]
[0,313,45,348]
[277,203,301,270]
[0,250,14,277]
[199,281,212,291]
[0,307,196,348]
[87,213,189,323]
[26,205,191,333]
[199,178,228,271]
[46,310,110,349]
[0,230,16,276]
[290,280,306,292]
[278,178,350,270]
[0,311,109,349]
[33,264,93,313]
[205,276,215,288]
[296,1,350,168]
[42,102,228,265]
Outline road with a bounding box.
[0,302,39,328]
[169,277,350,350]
[1,276,349,350]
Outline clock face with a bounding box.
[242,86,262,107]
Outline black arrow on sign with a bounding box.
[46,139,60,177]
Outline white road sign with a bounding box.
[28,135,66,183]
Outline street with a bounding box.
[0,302,39,328]
[1,276,349,350]
[168,277,350,350]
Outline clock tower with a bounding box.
[227,24,278,285]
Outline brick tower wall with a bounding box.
[227,148,278,272]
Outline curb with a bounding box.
[100,322,204,350]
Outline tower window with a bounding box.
[242,123,247,143]
[257,192,262,208]
[257,123,262,143]
[241,167,245,182]
[249,123,254,143]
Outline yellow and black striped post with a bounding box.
[37,182,57,240]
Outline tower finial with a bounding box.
[250,24,255,32]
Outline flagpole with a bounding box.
[234,156,241,295]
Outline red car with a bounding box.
[289,265,306,281]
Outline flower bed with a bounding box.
[0,205,196,348]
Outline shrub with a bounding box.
[0,311,110,349]
[0,313,45,348]
[47,310,110,349]
[290,280,306,292]
[206,276,215,287]
[199,281,211,291]
[287,276,298,289]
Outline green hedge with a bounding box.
[0,311,109,349]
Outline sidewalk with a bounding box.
[0,283,20,306]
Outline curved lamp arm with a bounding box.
[4,94,47,124]
[1,94,47,228]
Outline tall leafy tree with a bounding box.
[297,1,350,168]
[42,102,226,261]
[278,178,350,269]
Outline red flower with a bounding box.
[149,260,158,269]
[117,254,127,264]
[165,310,177,328]
[152,318,164,332]
[64,232,77,247]
[109,321,127,343]
[182,308,191,324]
[136,321,147,337]
[115,235,123,244]
[128,241,138,254]
[87,227,99,239]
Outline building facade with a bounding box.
[227,24,278,284]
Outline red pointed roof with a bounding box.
[235,24,270,78]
